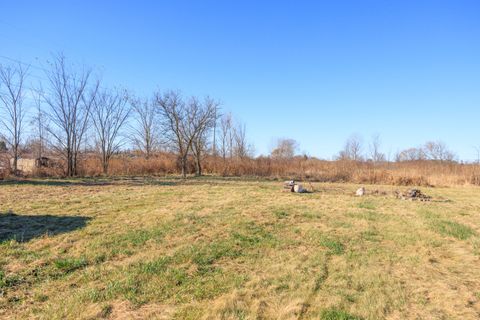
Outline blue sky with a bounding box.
[1,0,479,160]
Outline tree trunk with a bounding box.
[103,161,109,175]
[181,155,187,178]
[67,149,72,177]
[73,152,78,176]
[12,151,18,175]
[195,155,202,176]
[102,150,109,175]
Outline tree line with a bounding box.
[334,134,457,163]
[0,55,254,177]
[0,55,464,179]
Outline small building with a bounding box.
[10,157,51,174]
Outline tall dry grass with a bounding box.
[10,150,480,187]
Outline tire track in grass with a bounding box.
[298,255,330,319]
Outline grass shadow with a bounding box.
[0,179,113,187]
[0,212,91,242]
[0,176,316,188]
[0,179,77,187]
[0,177,181,187]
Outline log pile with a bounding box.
[395,188,431,201]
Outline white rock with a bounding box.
[284,180,295,187]
[356,187,365,196]
[294,184,305,193]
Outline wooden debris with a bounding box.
[395,188,431,201]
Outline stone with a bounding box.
[283,180,295,192]
[356,187,365,196]
[294,184,305,193]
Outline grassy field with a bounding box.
[1,178,480,319]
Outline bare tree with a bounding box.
[337,134,363,161]
[42,54,98,176]
[474,146,480,164]
[30,92,47,159]
[423,141,455,162]
[395,147,426,162]
[91,89,130,174]
[395,142,456,162]
[233,121,252,159]
[0,63,28,174]
[157,91,219,177]
[369,133,385,163]
[212,102,219,157]
[156,91,191,177]
[218,113,234,174]
[219,113,233,161]
[271,138,299,160]
[129,96,158,159]
[191,97,219,176]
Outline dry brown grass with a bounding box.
[14,150,480,188]
[74,154,480,187]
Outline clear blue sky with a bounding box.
[1,0,479,160]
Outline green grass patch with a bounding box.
[138,256,172,274]
[430,220,476,240]
[357,200,376,210]
[361,230,382,242]
[116,263,243,303]
[116,228,166,246]
[191,241,241,273]
[54,257,88,273]
[274,209,289,218]
[319,237,345,255]
[320,308,362,320]
[305,230,345,255]
[89,226,172,259]
[347,210,381,221]
[0,271,24,292]
[218,306,248,320]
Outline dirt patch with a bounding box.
[87,300,174,320]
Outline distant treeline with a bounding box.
[0,54,478,186]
